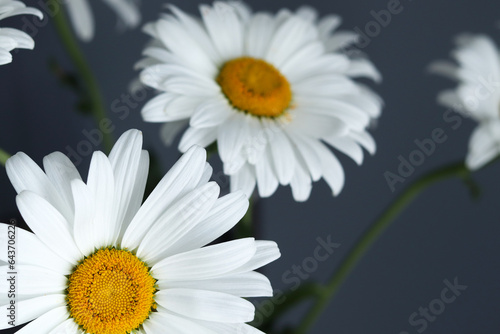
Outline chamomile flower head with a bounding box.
[138,2,383,201]
[65,0,140,41]
[0,129,280,333]
[0,0,43,65]
[430,34,500,170]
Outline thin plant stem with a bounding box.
[50,1,113,152]
[293,161,470,334]
[0,148,10,166]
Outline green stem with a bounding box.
[256,283,325,331]
[0,148,11,166]
[293,161,470,334]
[50,1,113,153]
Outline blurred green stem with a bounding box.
[293,161,471,334]
[0,148,10,166]
[50,1,113,153]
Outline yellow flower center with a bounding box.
[67,248,156,334]
[217,57,292,118]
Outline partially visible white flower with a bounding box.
[430,34,500,170]
[0,129,280,333]
[137,2,383,202]
[0,0,43,65]
[65,0,140,41]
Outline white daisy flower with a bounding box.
[137,2,383,202]
[430,34,500,170]
[0,0,43,65]
[65,0,140,41]
[0,129,280,333]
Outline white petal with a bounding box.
[86,151,116,248]
[264,120,296,185]
[324,136,364,165]
[265,16,316,68]
[152,238,256,281]
[287,132,322,181]
[143,307,218,334]
[136,182,220,263]
[289,154,313,202]
[228,240,281,275]
[190,98,233,128]
[255,146,279,198]
[122,146,207,251]
[159,271,272,297]
[345,58,382,83]
[0,225,72,275]
[108,130,144,237]
[49,318,81,334]
[0,28,34,49]
[162,190,249,255]
[0,265,67,297]
[101,0,140,28]
[43,152,82,217]
[245,13,276,58]
[16,191,82,263]
[200,2,244,60]
[6,152,72,224]
[156,288,255,323]
[0,295,66,330]
[230,163,257,197]
[71,179,96,256]
[15,306,68,334]
[65,0,94,41]
[325,31,359,52]
[179,127,218,153]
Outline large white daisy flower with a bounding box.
[137,2,383,202]
[0,0,42,65]
[65,0,140,41]
[0,129,280,333]
[430,34,500,170]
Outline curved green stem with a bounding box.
[256,283,325,331]
[293,161,470,334]
[0,148,11,166]
[50,1,113,153]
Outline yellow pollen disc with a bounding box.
[217,57,292,118]
[67,248,156,334]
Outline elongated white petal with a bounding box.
[163,190,249,255]
[16,191,82,264]
[0,295,66,330]
[156,288,255,323]
[152,238,256,281]
[43,152,82,216]
[15,306,69,334]
[137,182,220,263]
[0,224,72,275]
[122,146,207,251]
[229,240,281,275]
[65,0,94,41]
[0,265,67,296]
[71,179,96,256]
[159,271,273,297]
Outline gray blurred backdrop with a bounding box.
[0,0,499,333]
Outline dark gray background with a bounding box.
[1,0,499,333]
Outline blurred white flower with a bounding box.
[430,34,500,170]
[66,0,140,41]
[0,129,280,333]
[137,2,383,201]
[0,0,43,65]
